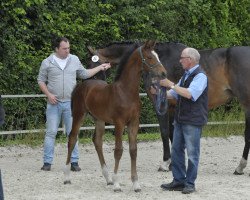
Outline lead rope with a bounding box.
[152,80,168,116]
[103,70,107,80]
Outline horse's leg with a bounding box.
[157,112,171,172]
[92,120,113,185]
[63,113,85,184]
[127,120,141,192]
[168,109,175,170]
[234,110,250,175]
[112,124,124,192]
[145,88,172,172]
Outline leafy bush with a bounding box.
[0,0,249,138]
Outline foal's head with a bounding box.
[139,41,167,90]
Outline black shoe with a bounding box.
[41,163,51,171]
[182,186,195,194]
[161,181,184,191]
[71,162,81,172]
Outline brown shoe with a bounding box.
[41,163,51,171]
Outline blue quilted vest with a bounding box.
[175,67,208,126]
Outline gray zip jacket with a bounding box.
[37,53,88,102]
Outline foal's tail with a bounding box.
[63,130,76,185]
[64,83,86,185]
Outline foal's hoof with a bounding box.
[107,181,113,185]
[113,183,122,192]
[64,180,72,184]
[158,161,172,172]
[134,188,141,192]
[133,181,141,192]
[233,170,244,175]
[158,166,167,172]
[114,188,122,192]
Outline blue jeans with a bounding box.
[43,102,79,164]
[171,121,202,188]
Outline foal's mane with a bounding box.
[114,43,141,81]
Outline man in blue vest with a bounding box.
[159,47,208,194]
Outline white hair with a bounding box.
[185,47,200,63]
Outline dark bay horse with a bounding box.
[64,40,166,192]
[87,42,250,175]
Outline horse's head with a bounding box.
[86,46,111,80]
[139,40,167,89]
[86,42,141,80]
[140,40,168,115]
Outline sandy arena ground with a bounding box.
[1,135,250,200]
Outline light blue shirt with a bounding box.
[169,65,207,101]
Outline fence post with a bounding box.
[0,169,4,200]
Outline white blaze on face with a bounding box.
[152,50,161,63]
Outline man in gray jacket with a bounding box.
[37,37,111,171]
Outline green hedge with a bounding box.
[0,0,249,133]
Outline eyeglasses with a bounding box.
[180,56,190,59]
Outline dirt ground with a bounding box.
[1,135,250,200]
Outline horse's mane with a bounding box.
[98,40,186,50]
[155,41,187,50]
[98,41,141,49]
[156,41,185,45]
[114,43,141,81]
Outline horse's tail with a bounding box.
[71,85,78,112]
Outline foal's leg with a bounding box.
[63,112,85,184]
[127,120,141,192]
[112,124,125,192]
[234,110,250,175]
[92,120,113,185]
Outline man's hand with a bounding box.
[160,78,174,88]
[99,63,111,71]
[150,86,157,95]
[47,93,58,104]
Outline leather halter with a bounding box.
[138,46,162,69]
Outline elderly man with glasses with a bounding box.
[157,47,208,194]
